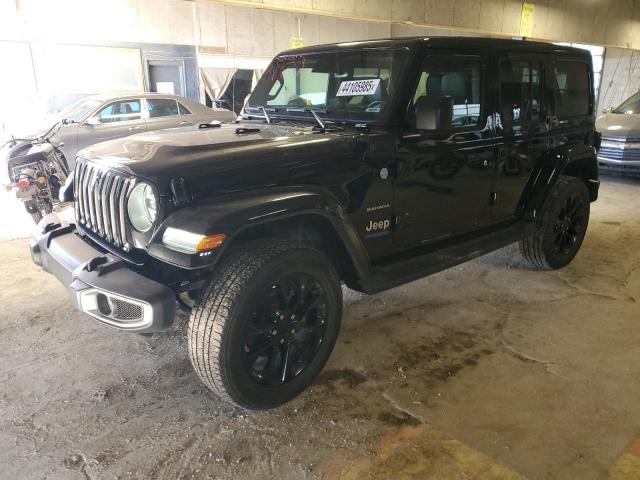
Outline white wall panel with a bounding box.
[198,1,228,47]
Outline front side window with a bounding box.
[147,98,179,118]
[247,49,409,123]
[411,56,482,129]
[97,100,141,123]
[554,61,590,118]
[499,59,543,129]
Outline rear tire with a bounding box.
[188,239,342,409]
[520,175,590,269]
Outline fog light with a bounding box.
[96,293,112,316]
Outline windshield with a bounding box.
[58,98,102,123]
[612,92,640,114]
[247,48,410,123]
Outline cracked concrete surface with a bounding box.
[0,176,639,479]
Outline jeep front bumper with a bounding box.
[30,214,176,333]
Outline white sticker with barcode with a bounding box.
[336,79,381,96]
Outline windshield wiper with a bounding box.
[286,107,328,131]
[260,107,271,124]
[245,106,277,124]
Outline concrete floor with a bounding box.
[0,176,639,480]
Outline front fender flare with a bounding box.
[148,187,371,278]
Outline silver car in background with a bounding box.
[596,92,640,177]
[25,93,235,171]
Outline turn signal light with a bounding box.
[162,227,226,254]
[196,234,226,252]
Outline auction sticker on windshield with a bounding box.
[336,79,381,96]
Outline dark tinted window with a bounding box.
[554,61,590,118]
[177,102,191,115]
[147,98,179,118]
[499,59,543,129]
[411,56,482,128]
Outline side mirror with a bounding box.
[415,96,453,131]
[85,116,100,126]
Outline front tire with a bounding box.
[188,239,342,409]
[520,175,590,269]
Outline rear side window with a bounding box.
[499,59,543,129]
[178,102,191,115]
[554,61,590,118]
[147,98,179,118]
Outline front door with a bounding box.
[77,98,146,153]
[491,54,548,221]
[393,53,496,247]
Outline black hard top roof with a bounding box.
[277,36,590,57]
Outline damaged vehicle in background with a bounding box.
[596,91,640,177]
[2,124,70,223]
[2,93,235,222]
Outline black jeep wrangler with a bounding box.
[31,37,599,409]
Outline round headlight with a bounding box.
[127,183,157,232]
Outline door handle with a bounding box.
[128,126,143,131]
[179,121,190,125]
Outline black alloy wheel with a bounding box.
[552,193,587,256]
[242,273,329,387]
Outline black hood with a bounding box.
[79,122,361,198]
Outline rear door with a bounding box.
[490,53,548,221]
[76,98,145,152]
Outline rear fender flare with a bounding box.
[520,143,597,221]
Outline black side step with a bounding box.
[356,221,533,294]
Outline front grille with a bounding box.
[602,136,640,143]
[599,162,640,174]
[74,161,135,249]
[598,146,640,162]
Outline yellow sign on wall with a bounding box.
[290,36,304,49]
[520,2,535,37]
